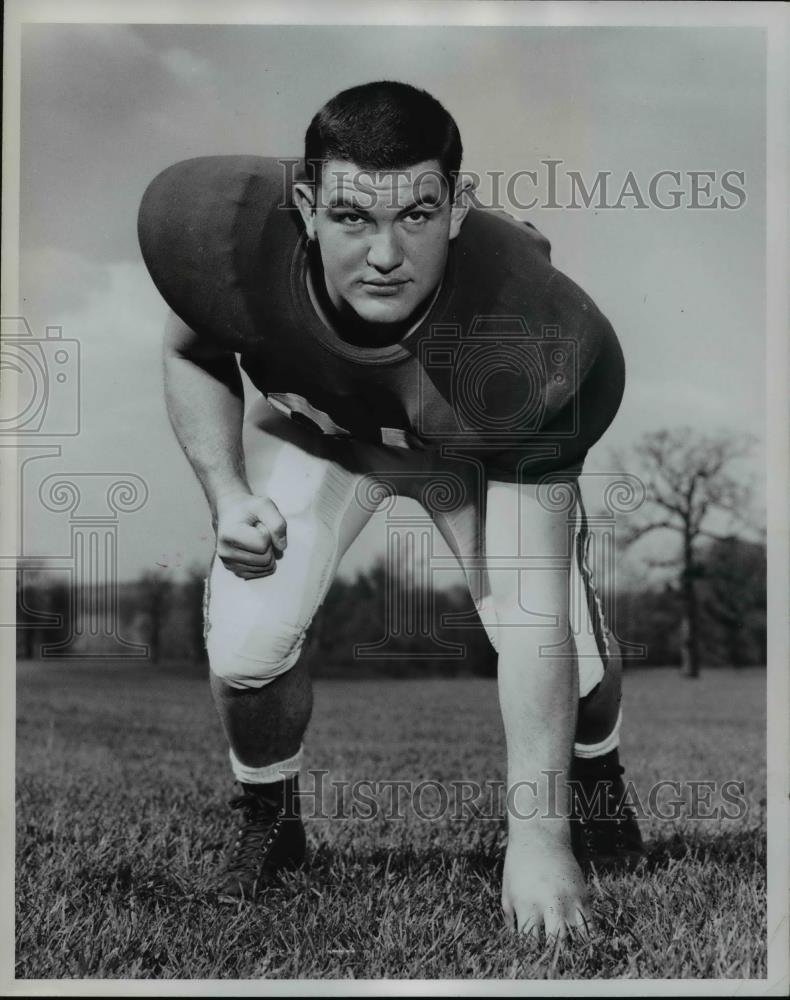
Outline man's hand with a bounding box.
[501,836,592,942]
[214,492,288,580]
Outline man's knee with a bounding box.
[204,588,310,690]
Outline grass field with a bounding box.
[16,661,766,980]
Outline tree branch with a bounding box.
[645,556,684,570]
[621,520,679,545]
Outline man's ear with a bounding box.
[448,174,476,240]
[293,182,317,240]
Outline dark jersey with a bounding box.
[138,156,625,482]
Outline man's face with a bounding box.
[295,158,467,327]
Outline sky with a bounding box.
[12,23,767,584]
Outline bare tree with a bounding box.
[612,427,758,677]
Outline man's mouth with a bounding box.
[361,278,409,295]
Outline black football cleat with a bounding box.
[569,749,646,871]
[216,778,306,903]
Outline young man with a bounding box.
[138,81,643,940]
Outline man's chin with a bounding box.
[346,297,415,327]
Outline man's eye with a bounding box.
[404,211,430,224]
[338,213,365,226]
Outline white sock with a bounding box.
[229,745,303,785]
[573,708,622,759]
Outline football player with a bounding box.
[138,80,643,940]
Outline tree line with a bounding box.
[15,531,765,674]
[16,427,765,676]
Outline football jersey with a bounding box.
[138,156,625,482]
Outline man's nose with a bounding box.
[366,228,403,272]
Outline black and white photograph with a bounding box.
[2,0,788,991]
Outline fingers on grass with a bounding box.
[505,901,594,946]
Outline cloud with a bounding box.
[158,46,216,87]
[19,24,224,265]
[15,258,206,575]
[13,25,767,580]
[22,24,195,132]
[13,256,457,581]
[20,246,111,325]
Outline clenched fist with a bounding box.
[213,492,288,580]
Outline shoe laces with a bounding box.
[227,792,284,872]
[574,765,635,824]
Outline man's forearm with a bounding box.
[497,627,578,846]
[163,350,251,520]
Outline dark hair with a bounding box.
[304,80,462,192]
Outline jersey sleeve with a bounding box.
[137,156,283,346]
[482,271,625,484]
[522,220,552,262]
[137,158,236,342]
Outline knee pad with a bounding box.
[203,572,310,690]
[207,623,308,690]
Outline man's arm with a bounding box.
[162,310,287,578]
[162,309,249,518]
[485,479,590,939]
